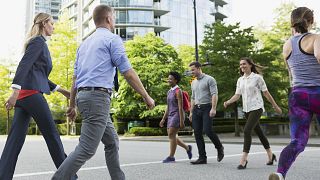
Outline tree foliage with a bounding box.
[200,21,260,110]
[114,33,190,120]
[177,45,195,69]
[0,65,11,134]
[47,13,78,118]
[254,2,296,112]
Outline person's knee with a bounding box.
[168,131,176,139]
[243,128,252,136]
[290,139,307,153]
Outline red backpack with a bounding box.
[175,88,191,112]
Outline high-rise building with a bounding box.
[61,0,229,46]
[25,0,62,34]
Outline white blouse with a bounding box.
[235,72,268,113]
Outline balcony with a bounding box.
[153,2,169,16]
[212,0,227,6]
[210,6,227,20]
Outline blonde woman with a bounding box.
[0,13,76,180]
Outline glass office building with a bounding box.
[26,0,62,34]
[61,0,228,45]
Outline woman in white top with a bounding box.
[224,57,282,170]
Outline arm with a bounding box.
[262,91,282,114]
[159,105,169,127]
[66,75,77,121]
[176,89,185,128]
[210,95,218,117]
[283,40,293,86]
[314,34,320,63]
[123,69,155,109]
[12,38,43,89]
[224,94,241,108]
[189,99,195,122]
[57,87,70,99]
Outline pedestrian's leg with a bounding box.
[277,92,312,178]
[202,107,222,149]
[100,114,125,180]
[26,94,66,168]
[176,136,188,150]
[52,91,109,180]
[192,108,206,159]
[253,122,273,163]
[0,107,30,180]
[167,128,179,157]
[243,109,262,154]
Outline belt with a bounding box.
[195,103,211,109]
[78,87,112,95]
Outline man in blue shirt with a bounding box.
[52,5,155,180]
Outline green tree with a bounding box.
[254,2,296,112]
[114,33,189,120]
[177,45,195,69]
[47,13,78,120]
[0,65,12,134]
[200,21,259,110]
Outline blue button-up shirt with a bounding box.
[74,28,132,89]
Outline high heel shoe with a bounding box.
[237,160,248,170]
[266,154,277,165]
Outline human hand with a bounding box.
[209,108,216,117]
[189,113,193,122]
[223,101,230,108]
[5,91,19,110]
[143,96,155,109]
[66,107,77,121]
[159,119,165,127]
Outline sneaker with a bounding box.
[186,145,192,159]
[269,172,284,180]
[162,156,175,163]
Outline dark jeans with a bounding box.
[243,108,270,153]
[0,93,72,180]
[192,104,223,159]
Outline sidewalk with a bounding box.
[120,133,320,147]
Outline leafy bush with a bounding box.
[125,127,166,136]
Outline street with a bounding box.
[0,136,319,180]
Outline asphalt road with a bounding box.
[0,136,319,180]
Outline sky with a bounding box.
[0,0,319,63]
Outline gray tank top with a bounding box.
[287,33,320,87]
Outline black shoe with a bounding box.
[237,160,248,170]
[266,154,277,165]
[217,146,224,162]
[190,158,207,165]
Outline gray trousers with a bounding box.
[52,90,125,180]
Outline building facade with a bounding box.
[25,0,62,34]
[61,0,229,46]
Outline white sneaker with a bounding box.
[269,172,284,180]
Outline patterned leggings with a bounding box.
[277,87,320,177]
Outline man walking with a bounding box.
[188,61,224,164]
[52,5,155,180]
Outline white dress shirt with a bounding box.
[235,72,268,112]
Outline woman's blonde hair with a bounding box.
[23,13,52,52]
